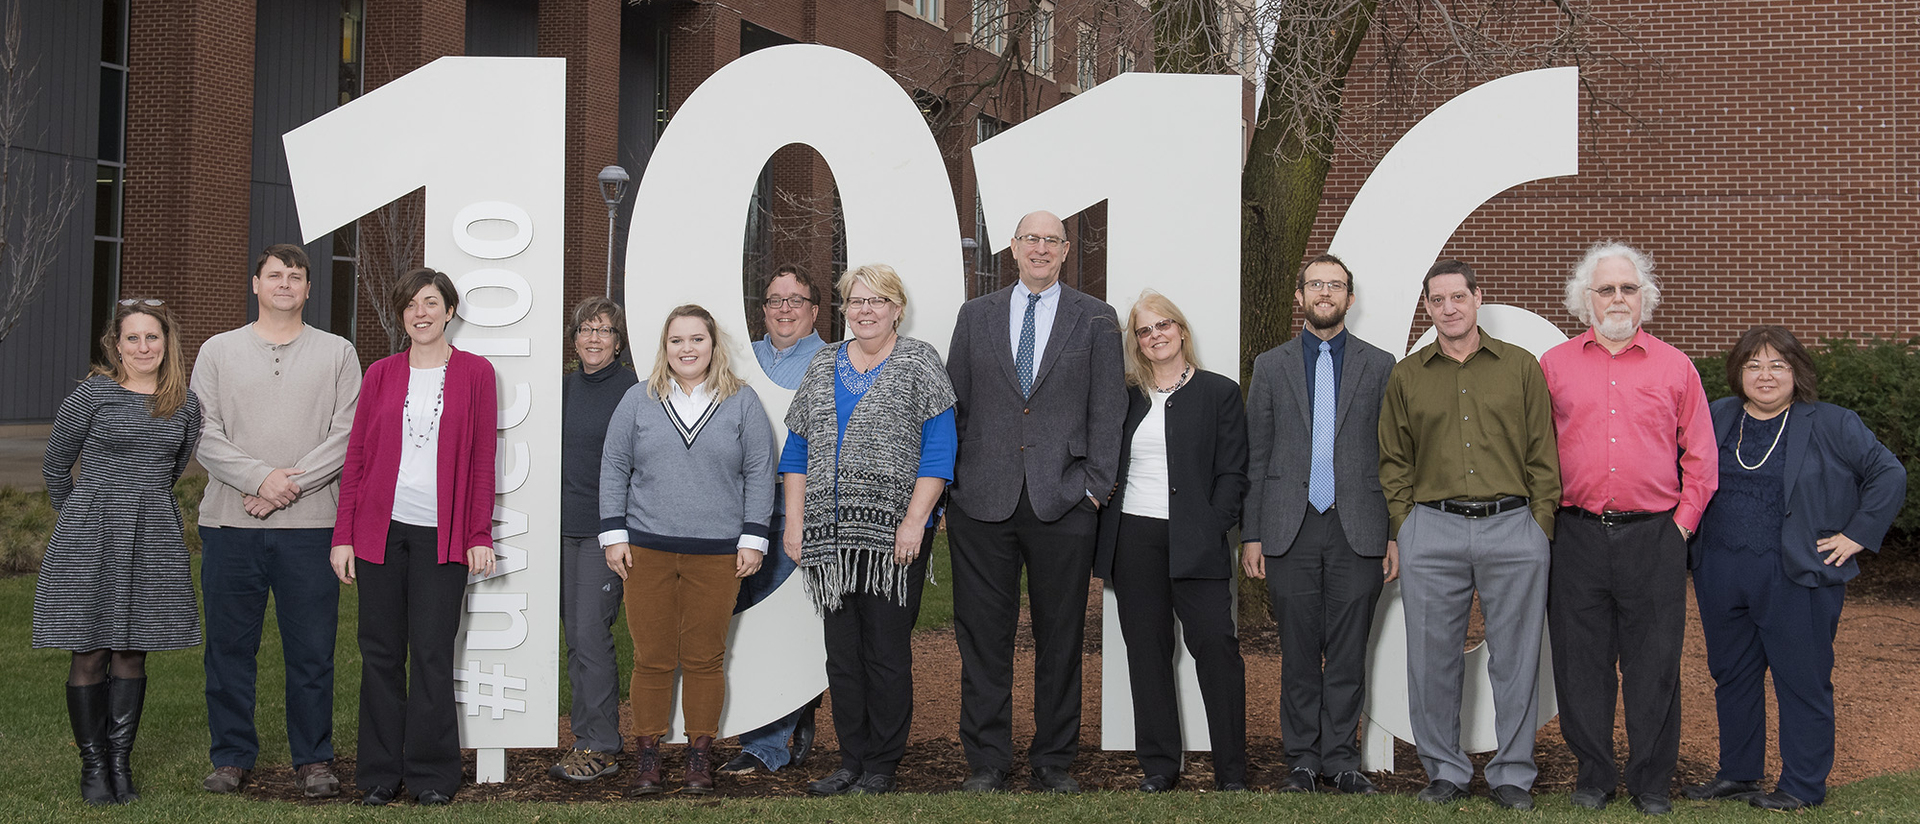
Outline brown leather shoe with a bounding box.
[682,735,715,795]
[629,735,663,795]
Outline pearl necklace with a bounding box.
[1735,405,1789,471]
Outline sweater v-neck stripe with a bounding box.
[662,397,718,449]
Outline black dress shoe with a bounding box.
[1138,774,1177,793]
[1418,779,1470,804]
[1030,766,1079,794]
[848,773,897,795]
[1569,787,1614,810]
[808,768,860,796]
[360,785,398,806]
[789,697,820,768]
[1490,784,1534,810]
[1278,767,1319,793]
[1681,778,1761,800]
[414,789,452,806]
[959,767,1007,792]
[1748,790,1812,811]
[1216,780,1248,792]
[719,751,768,776]
[1631,792,1672,815]
[1332,770,1379,795]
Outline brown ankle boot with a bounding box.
[629,735,663,795]
[682,735,715,794]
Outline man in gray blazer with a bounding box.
[1241,254,1397,796]
[946,210,1127,793]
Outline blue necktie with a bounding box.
[1309,340,1336,512]
[1017,293,1039,397]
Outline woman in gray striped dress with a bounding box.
[34,299,203,805]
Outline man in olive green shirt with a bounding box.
[1378,259,1560,811]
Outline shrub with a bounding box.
[1695,337,1920,539]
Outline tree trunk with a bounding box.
[1239,0,1376,385]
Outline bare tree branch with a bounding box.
[0,0,82,345]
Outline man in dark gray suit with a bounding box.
[1241,253,1397,796]
[946,209,1126,793]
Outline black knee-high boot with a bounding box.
[66,683,114,805]
[106,677,147,803]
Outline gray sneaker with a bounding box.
[293,762,340,798]
[202,765,249,793]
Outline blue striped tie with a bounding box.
[1017,293,1039,397]
[1309,340,1336,512]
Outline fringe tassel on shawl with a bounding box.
[802,547,915,615]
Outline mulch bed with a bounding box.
[232,548,1920,805]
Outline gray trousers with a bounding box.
[1398,504,1549,789]
[561,535,626,752]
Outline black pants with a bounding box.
[356,521,469,798]
[1112,514,1246,783]
[1548,510,1687,797]
[948,490,1097,773]
[824,529,932,777]
[1267,506,1382,773]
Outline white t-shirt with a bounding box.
[391,365,445,527]
[1121,389,1172,519]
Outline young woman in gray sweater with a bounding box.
[600,304,775,794]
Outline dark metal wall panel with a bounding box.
[466,0,538,57]
[249,0,339,333]
[0,1,108,422]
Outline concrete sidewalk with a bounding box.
[0,423,205,491]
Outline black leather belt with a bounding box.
[1560,506,1665,527]
[1418,496,1528,519]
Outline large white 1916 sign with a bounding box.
[280,46,1581,779]
[284,58,567,782]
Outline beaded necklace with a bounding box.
[404,361,448,448]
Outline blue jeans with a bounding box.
[733,528,805,769]
[200,526,339,769]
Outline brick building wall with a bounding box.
[122,0,256,367]
[1302,0,1919,358]
[538,0,622,317]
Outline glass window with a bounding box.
[1075,22,1096,89]
[1030,1,1054,76]
[972,0,1007,54]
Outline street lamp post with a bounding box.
[597,165,630,297]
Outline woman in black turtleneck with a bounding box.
[550,297,639,783]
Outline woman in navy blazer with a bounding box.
[1094,291,1248,793]
[1685,326,1905,811]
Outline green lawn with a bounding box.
[4,522,1920,819]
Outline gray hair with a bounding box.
[1563,241,1660,326]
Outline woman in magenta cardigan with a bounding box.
[330,268,497,806]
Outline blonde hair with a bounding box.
[836,263,909,330]
[646,304,744,403]
[1123,290,1202,390]
[93,300,189,419]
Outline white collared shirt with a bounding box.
[1007,280,1062,382]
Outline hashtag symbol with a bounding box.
[454,661,528,719]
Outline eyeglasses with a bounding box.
[1588,284,1641,299]
[576,325,617,339]
[118,298,165,307]
[1013,234,1066,249]
[843,296,895,309]
[762,296,813,309]
[1301,279,1349,294]
[1134,318,1179,339]
[1743,360,1793,375]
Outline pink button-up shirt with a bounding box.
[1540,328,1718,530]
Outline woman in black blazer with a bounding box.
[1095,291,1249,793]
